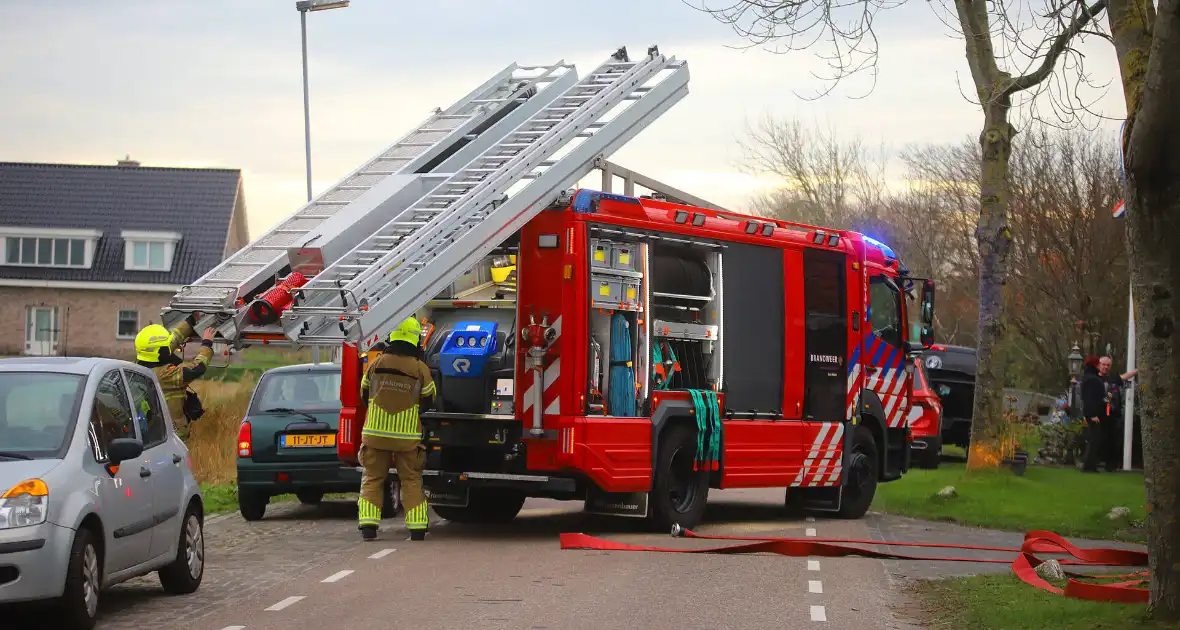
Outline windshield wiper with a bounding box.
[0,451,33,460]
[263,408,320,423]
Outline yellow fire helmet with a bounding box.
[388,316,423,346]
[135,324,173,362]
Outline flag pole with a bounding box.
[1124,284,1136,470]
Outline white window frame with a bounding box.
[0,227,101,269]
[122,230,181,272]
[116,309,139,339]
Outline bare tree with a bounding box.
[688,0,1110,469]
[739,116,886,228]
[1105,0,1180,617]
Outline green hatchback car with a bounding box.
[236,363,397,521]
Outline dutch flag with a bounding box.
[1114,199,1126,218]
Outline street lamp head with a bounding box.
[1068,342,1083,376]
[296,0,349,11]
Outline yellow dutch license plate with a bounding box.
[284,433,336,448]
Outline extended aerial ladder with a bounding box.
[163,45,690,352]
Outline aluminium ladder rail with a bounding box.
[286,46,690,350]
[163,60,574,329]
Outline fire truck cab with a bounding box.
[338,187,936,530]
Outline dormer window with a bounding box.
[0,227,100,269]
[122,230,181,272]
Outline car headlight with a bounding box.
[0,479,48,529]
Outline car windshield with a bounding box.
[0,372,86,459]
[250,371,341,413]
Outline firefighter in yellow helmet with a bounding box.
[134,313,215,440]
[357,316,436,541]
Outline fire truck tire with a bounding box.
[382,477,401,518]
[432,488,526,523]
[835,425,879,519]
[648,422,710,532]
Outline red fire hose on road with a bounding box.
[560,528,1149,604]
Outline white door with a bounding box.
[24,306,58,356]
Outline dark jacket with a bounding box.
[1080,365,1108,420]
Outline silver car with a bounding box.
[0,357,205,629]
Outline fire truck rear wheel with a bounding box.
[835,424,879,519]
[432,488,526,523]
[649,421,710,532]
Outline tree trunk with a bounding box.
[1106,0,1180,618]
[967,102,1017,470]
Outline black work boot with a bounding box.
[408,529,427,541]
[360,525,378,541]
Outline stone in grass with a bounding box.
[1108,506,1131,520]
[1035,559,1066,581]
[935,486,957,499]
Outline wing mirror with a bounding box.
[108,438,144,466]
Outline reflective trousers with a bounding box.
[357,441,429,531]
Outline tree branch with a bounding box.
[1005,0,1109,95]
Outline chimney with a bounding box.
[117,154,140,167]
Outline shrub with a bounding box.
[187,381,252,485]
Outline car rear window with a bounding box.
[0,372,86,459]
[250,371,342,413]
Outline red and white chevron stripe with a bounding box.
[521,315,563,418]
[791,422,844,488]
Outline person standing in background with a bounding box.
[1100,355,1138,471]
[1080,356,1109,473]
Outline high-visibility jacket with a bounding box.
[360,351,436,449]
[140,319,213,433]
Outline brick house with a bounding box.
[0,159,249,358]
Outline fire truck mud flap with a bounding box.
[583,487,650,518]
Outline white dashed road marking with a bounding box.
[220,626,246,630]
[805,528,817,537]
[266,596,305,611]
[809,580,823,594]
[808,559,821,571]
[810,605,828,622]
[369,548,397,559]
[322,570,354,583]
[805,516,816,522]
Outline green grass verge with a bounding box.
[199,482,356,515]
[872,462,1146,541]
[915,573,1175,630]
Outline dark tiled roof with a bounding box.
[0,161,242,285]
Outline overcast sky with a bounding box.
[0,0,1129,238]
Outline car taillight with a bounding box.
[238,421,252,458]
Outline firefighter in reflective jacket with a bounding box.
[357,317,436,541]
[134,313,215,440]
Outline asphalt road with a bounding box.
[4,487,981,630]
[182,489,917,630]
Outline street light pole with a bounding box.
[295,0,348,364]
[300,7,313,203]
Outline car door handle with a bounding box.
[140,466,152,478]
[172,454,182,464]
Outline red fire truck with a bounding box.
[337,189,936,530]
[162,46,935,531]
